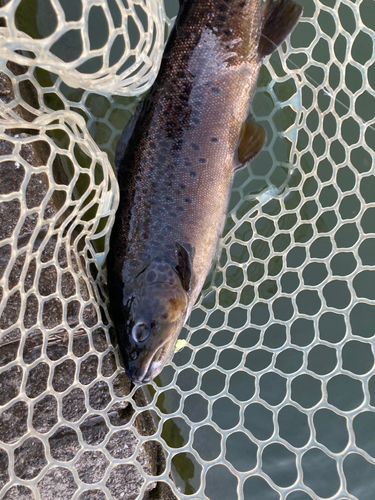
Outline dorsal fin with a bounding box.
[175,242,192,293]
[258,0,303,57]
[235,117,266,169]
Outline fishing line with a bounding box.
[261,33,375,133]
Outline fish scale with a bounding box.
[107,0,302,383]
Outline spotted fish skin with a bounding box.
[107,0,302,383]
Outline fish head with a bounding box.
[118,260,189,384]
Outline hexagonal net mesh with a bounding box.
[0,0,166,95]
[0,0,374,499]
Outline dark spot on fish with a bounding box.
[199,158,206,163]
[166,196,172,202]
[177,71,185,78]
[211,137,218,143]
[239,1,245,6]
[191,143,199,151]
[182,54,189,62]
[189,171,196,178]
[184,158,192,166]
[192,118,200,125]
[224,30,232,36]
[166,225,173,231]
[179,183,186,189]
[147,271,156,282]
[185,198,192,204]
[219,4,227,11]
[218,15,226,22]
[142,188,148,194]
[177,206,184,212]
[150,142,156,149]
[212,87,220,94]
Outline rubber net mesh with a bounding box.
[0,0,374,499]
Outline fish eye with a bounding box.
[150,321,156,329]
[132,322,150,343]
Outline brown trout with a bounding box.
[107,0,302,383]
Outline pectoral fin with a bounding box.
[259,0,303,57]
[175,242,192,293]
[235,118,266,169]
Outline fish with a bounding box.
[107,0,302,384]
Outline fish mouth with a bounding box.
[126,343,171,384]
[125,312,188,384]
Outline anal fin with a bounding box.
[235,118,266,169]
[259,0,303,57]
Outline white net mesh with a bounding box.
[0,0,166,95]
[0,0,375,499]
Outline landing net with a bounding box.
[0,1,374,499]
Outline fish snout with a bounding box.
[125,344,166,384]
[124,319,183,383]
[125,365,150,384]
